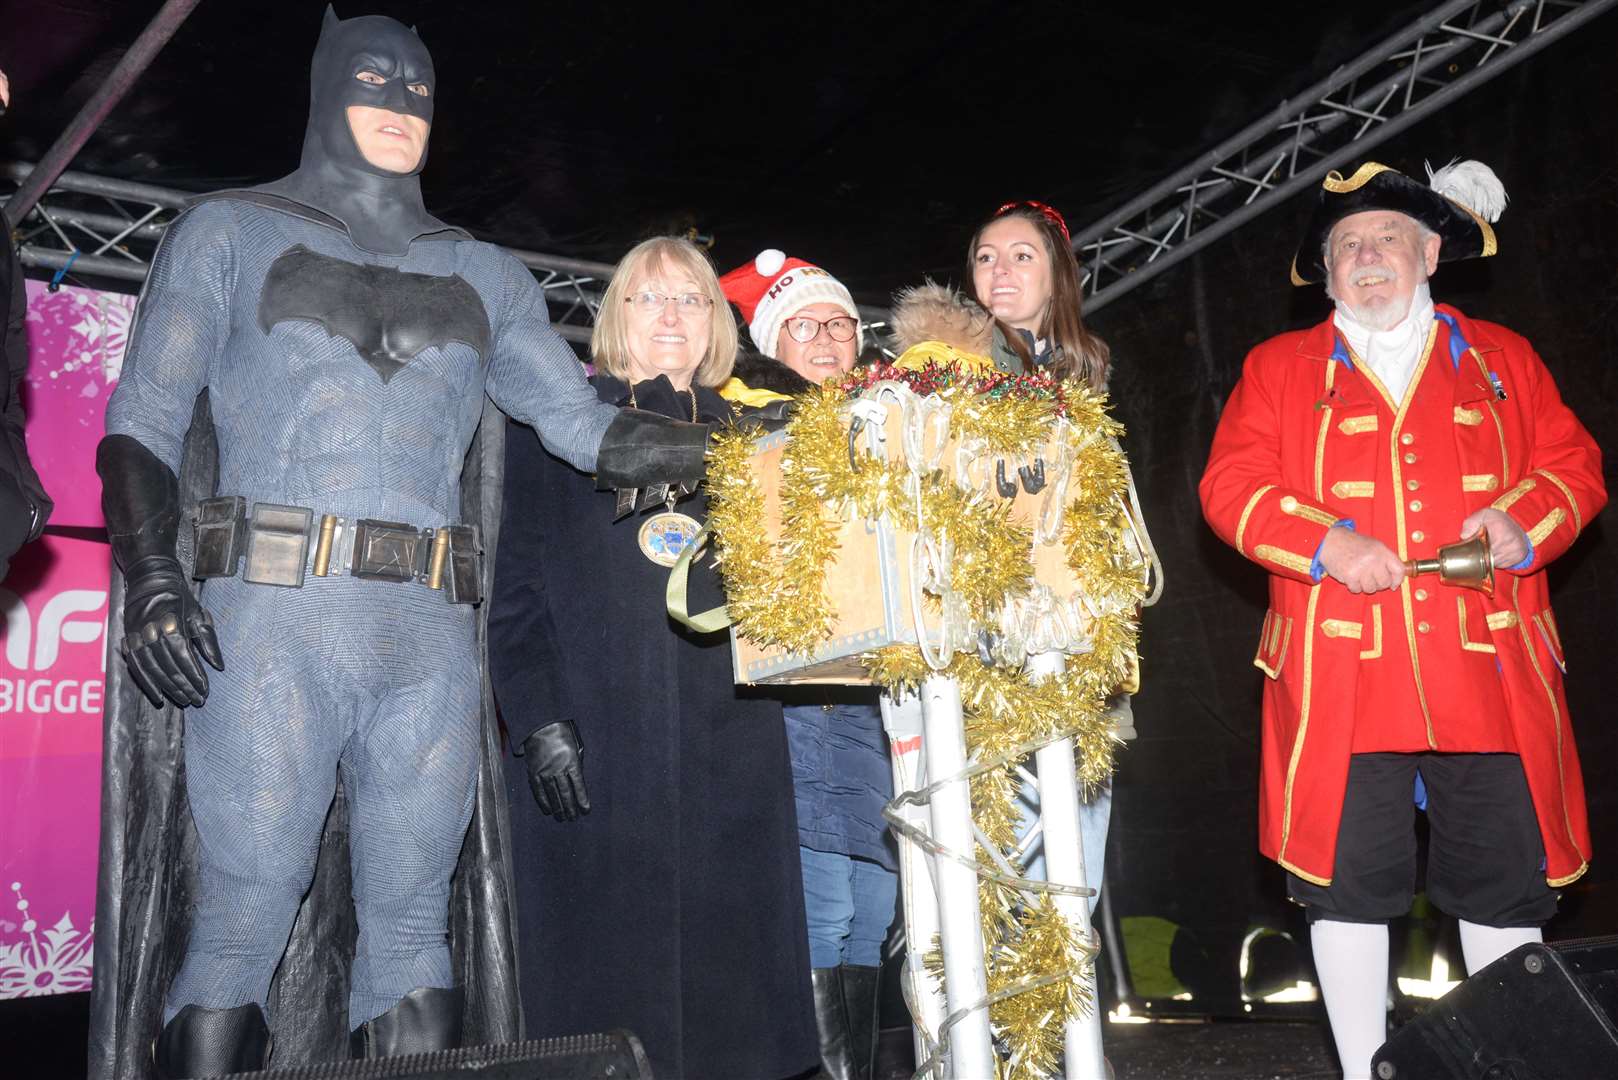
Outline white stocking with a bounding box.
[1459,920,1541,975]
[1311,919,1389,1079]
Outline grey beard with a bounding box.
[1336,280,1431,333]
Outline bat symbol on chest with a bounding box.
[257,245,492,383]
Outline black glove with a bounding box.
[520,720,590,822]
[594,407,713,489]
[97,434,224,709]
[119,554,224,708]
[735,398,796,435]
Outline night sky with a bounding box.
[2,0,1437,299]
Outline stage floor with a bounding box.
[875,1020,1339,1079]
[6,992,1341,1079]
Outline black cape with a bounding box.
[88,393,521,1078]
[490,374,818,1080]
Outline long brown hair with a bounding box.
[966,204,1110,390]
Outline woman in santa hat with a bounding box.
[719,250,898,1080]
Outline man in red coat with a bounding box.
[1200,160,1604,1078]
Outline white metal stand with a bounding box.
[918,675,996,1079]
[881,689,946,1067]
[1027,651,1107,1080]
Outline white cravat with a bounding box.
[1333,283,1435,405]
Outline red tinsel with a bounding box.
[836,361,1071,417]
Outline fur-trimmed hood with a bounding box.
[730,348,815,395]
[891,282,995,357]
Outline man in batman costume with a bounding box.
[88,10,711,1078]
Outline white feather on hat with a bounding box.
[1426,159,1508,223]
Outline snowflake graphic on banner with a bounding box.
[27,286,135,384]
[0,882,94,998]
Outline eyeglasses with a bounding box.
[783,315,859,343]
[626,290,714,316]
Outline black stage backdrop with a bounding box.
[1085,17,1618,1016]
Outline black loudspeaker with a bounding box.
[1373,937,1618,1079]
[226,1032,652,1079]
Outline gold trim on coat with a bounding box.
[1235,484,1275,557]
[1279,586,1323,868]
[1527,508,1567,547]
[1254,614,1293,679]
[1338,415,1378,436]
[1486,610,1519,631]
[1454,406,1484,426]
[1494,478,1536,514]
[1534,468,1582,532]
[1359,604,1383,660]
[1314,363,1337,501]
[1458,596,1496,653]
[1471,349,1512,491]
[1512,576,1587,879]
[1330,480,1375,499]
[1256,544,1314,577]
[1386,327,1438,747]
[1461,473,1499,492]
[1280,495,1339,527]
[1320,619,1361,639]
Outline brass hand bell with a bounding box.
[1404,530,1494,596]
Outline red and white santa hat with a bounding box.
[718,249,863,359]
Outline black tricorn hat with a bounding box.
[1290,160,1504,286]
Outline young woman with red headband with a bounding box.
[968,200,1111,390]
[965,200,1135,918]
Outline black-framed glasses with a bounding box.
[626,290,714,316]
[783,315,859,343]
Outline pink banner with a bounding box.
[0,280,129,998]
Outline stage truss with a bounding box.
[0,162,895,354]
[1069,0,1618,313]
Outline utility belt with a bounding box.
[189,496,482,605]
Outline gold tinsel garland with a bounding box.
[706,365,1147,1078]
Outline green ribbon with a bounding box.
[666,525,732,633]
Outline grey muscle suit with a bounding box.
[102,197,617,1025]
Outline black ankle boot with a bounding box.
[152,1002,270,1079]
[349,985,463,1059]
[840,964,880,1080]
[811,966,854,1080]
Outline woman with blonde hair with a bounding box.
[489,237,816,1080]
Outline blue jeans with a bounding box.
[1015,777,1113,915]
[799,846,899,968]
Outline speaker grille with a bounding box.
[222,1032,651,1080]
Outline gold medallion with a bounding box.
[638,511,703,567]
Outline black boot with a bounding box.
[349,985,463,1059]
[152,1002,269,1079]
[840,964,881,1080]
[811,966,854,1080]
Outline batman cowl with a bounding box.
[200,6,465,256]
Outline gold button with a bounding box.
[1279,495,1298,512]
[1409,500,1423,512]
[1412,530,1425,543]
[1407,479,1420,492]
[1400,433,1415,446]
[1415,588,1429,601]
[1418,620,1432,634]
[1404,452,1418,465]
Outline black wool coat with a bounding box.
[489,373,817,1080]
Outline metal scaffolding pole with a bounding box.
[1,162,897,351]
[1070,0,1618,313]
[4,0,203,228]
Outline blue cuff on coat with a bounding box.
[1310,519,1356,583]
[1503,540,1534,572]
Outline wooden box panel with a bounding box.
[728,398,1101,686]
